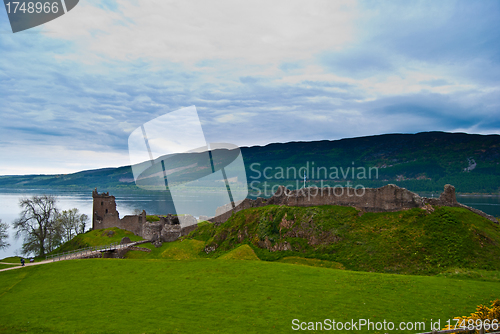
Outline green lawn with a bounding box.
[0,258,499,333]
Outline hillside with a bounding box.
[0,131,499,193]
[188,204,500,275]
[46,227,144,255]
[49,201,500,276]
[244,131,500,194]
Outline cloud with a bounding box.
[0,0,499,174]
[41,0,359,65]
[319,47,395,78]
[419,79,450,87]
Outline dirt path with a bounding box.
[0,242,141,273]
[0,260,54,272]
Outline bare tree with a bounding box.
[56,208,88,242]
[0,219,9,250]
[76,213,88,235]
[13,195,60,257]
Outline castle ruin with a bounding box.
[92,184,497,244]
[92,189,198,245]
[211,184,498,224]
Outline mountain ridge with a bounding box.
[0,131,499,194]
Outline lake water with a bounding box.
[0,188,234,258]
[0,188,498,259]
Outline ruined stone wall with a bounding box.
[94,213,120,231]
[181,224,199,236]
[211,184,498,224]
[142,221,163,241]
[119,212,146,236]
[212,197,268,225]
[272,184,426,211]
[92,189,198,242]
[161,224,182,242]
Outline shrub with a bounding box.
[445,299,500,333]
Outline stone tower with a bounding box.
[92,188,119,230]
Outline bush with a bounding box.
[445,299,500,333]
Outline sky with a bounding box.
[0,0,499,175]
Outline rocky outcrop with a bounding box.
[210,184,498,224]
[120,237,132,245]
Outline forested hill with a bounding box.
[243,131,500,193]
[0,131,499,194]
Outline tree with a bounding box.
[0,219,9,250]
[13,195,60,257]
[55,208,88,243]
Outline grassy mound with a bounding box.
[125,239,205,260]
[48,227,144,255]
[218,244,260,260]
[190,204,500,274]
[160,239,205,260]
[1,259,500,333]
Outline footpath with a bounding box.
[0,241,145,273]
[0,259,53,272]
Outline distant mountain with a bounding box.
[0,131,499,194]
[243,131,500,194]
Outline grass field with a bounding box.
[0,258,499,333]
[2,203,500,333]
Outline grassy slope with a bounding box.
[125,239,206,260]
[0,264,19,270]
[277,257,345,270]
[47,203,500,275]
[1,259,500,333]
[47,227,144,255]
[125,237,348,271]
[190,205,500,275]
[218,244,260,260]
[0,257,22,264]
